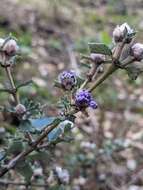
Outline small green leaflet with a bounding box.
[88,42,112,56]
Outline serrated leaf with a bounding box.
[16,161,33,182]
[30,117,55,132]
[88,43,112,56]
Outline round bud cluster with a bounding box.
[75,89,98,110]
[131,43,143,61]
[2,39,19,56]
[58,70,77,90]
[113,23,133,43]
[90,53,105,64]
[15,104,26,115]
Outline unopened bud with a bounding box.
[0,38,5,48]
[90,53,105,64]
[58,70,77,91]
[131,43,143,61]
[54,166,70,184]
[3,39,19,56]
[113,23,133,43]
[15,104,26,115]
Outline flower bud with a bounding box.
[3,39,19,56]
[75,89,98,110]
[58,70,77,90]
[89,100,98,109]
[15,104,26,115]
[113,23,133,43]
[90,53,105,64]
[54,166,70,184]
[0,38,5,48]
[131,43,143,61]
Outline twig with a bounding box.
[88,41,125,92]
[0,179,49,187]
[0,121,61,177]
[5,66,20,105]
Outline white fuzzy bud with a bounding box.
[126,159,137,171]
[54,166,70,184]
[113,23,133,43]
[90,53,105,64]
[0,38,5,48]
[3,39,19,56]
[15,104,26,115]
[131,43,143,61]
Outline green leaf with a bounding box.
[30,117,55,132]
[28,151,51,162]
[16,80,33,89]
[8,140,24,154]
[19,120,35,133]
[88,43,112,56]
[20,117,61,133]
[16,161,33,182]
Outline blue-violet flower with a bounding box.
[59,70,77,90]
[75,89,98,110]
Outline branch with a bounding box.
[0,120,61,177]
[0,179,49,187]
[88,41,125,92]
[5,66,20,105]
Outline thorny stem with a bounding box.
[5,66,20,105]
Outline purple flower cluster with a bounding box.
[75,89,98,110]
[59,70,77,90]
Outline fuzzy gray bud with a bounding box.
[90,53,105,64]
[113,23,133,43]
[131,43,143,61]
[15,104,26,115]
[3,39,19,56]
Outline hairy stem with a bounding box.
[88,41,125,92]
[88,64,117,92]
[5,66,19,105]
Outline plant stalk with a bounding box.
[5,66,20,105]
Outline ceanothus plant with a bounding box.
[0,23,143,187]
